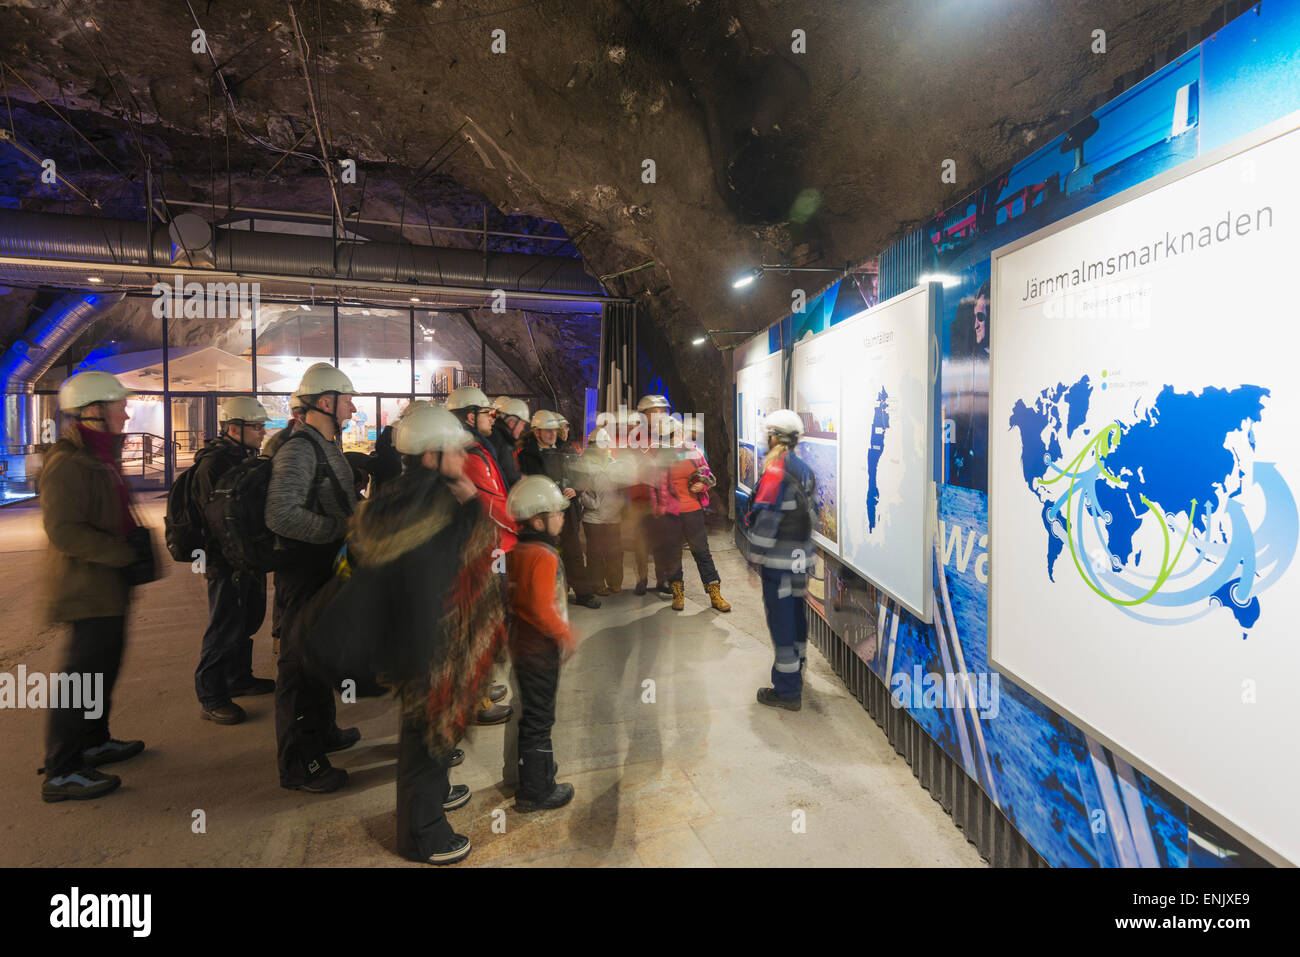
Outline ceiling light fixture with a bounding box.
[87,275,103,284]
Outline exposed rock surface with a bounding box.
[0,0,1231,494]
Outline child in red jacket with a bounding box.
[501,475,577,812]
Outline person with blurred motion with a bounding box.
[39,371,155,802]
[575,427,631,594]
[640,395,729,612]
[192,397,275,726]
[501,475,577,812]
[344,451,373,499]
[302,403,505,865]
[744,410,816,710]
[446,385,515,725]
[489,396,529,488]
[621,409,659,594]
[518,410,600,609]
[265,363,361,793]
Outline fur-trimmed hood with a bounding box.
[347,469,459,568]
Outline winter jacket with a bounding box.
[463,429,517,551]
[191,435,258,580]
[517,431,582,521]
[265,423,356,546]
[744,447,815,574]
[298,468,506,757]
[38,426,140,622]
[507,529,575,659]
[649,441,714,517]
[488,419,523,488]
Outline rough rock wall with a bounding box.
[0,0,1233,496]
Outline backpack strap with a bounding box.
[286,429,352,516]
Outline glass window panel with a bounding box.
[485,343,526,395]
[339,308,411,395]
[165,293,253,391]
[255,303,335,393]
[341,395,379,453]
[36,296,164,393]
[414,310,481,399]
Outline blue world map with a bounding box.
[1009,375,1285,633]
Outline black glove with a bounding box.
[124,525,159,586]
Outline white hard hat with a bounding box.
[587,428,612,448]
[295,362,356,399]
[530,410,564,430]
[446,385,491,412]
[220,396,269,424]
[394,403,475,455]
[288,390,307,412]
[764,409,804,439]
[497,398,529,421]
[491,395,512,413]
[637,394,669,413]
[398,399,434,421]
[58,370,132,411]
[507,475,568,520]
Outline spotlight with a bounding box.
[87,275,103,284]
[409,296,420,303]
[691,336,707,346]
[732,266,762,289]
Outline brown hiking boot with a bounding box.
[670,581,685,611]
[705,581,731,612]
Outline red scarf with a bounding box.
[77,424,137,536]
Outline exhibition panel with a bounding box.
[990,112,1300,866]
[734,350,782,493]
[789,327,842,553]
[837,284,937,623]
[736,0,1300,868]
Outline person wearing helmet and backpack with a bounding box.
[299,403,505,865]
[446,385,516,726]
[489,396,529,488]
[191,397,275,726]
[265,362,361,793]
[501,475,577,812]
[744,410,817,711]
[39,371,155,802]
[518,410,601,609]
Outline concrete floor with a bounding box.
[0,497,986,868]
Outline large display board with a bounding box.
[734,350,783,494]
[838,284,936,622]
[790,328,842,553]
[989,111,1300,866]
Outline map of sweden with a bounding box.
[866,386,889,532]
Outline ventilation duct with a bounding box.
[0,208,604,296]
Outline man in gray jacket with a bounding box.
[266,363,359,793]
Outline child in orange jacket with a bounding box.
[501,475,577,812]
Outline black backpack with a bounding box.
[203,431,348,576]
[163,453,209,563]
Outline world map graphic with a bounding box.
[1008,375,1297,635]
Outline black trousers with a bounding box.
[395,715,455,861]
[503,643,561,790]
[559,508,593,598]
[657,509,720,586]
[195,572,267,709]
[273,545,339,785]
[44,615,126,778]
[583,522,623,590]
